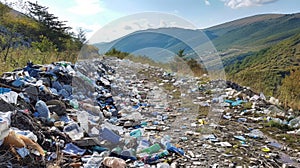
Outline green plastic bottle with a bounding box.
[140,143,161,154]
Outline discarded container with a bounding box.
[35,100,50,119]
[99,127,121,144]
[17,147,30,158]
[130,129,142,138]
[247,129,264,139]
[83,152,103,168]
[63,122,84,140]
[63,143,86,155]
[0,112,12,143]
[140,143,161,154]
[70,99,79,109]
[234,135,246,141]
[261,147,271,152]
[76,111,89,132]
[102,157,126,168]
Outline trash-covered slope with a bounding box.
[0,57,299,168]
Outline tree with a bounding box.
[176,49,186,58]
[77,28,87,45]
[26,1,72,51]
[279,70,300,109]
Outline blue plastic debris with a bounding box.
[62,143,86,155]
[0,88,11,94]
[234,135,246,141]
[35,100,50,119]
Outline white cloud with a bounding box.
[222,0,278,9]
[205,0,211,5]
[67,0,104,15]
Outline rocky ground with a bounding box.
[0,57,300,168]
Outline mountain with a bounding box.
[94,12,300,109]
[206,13,300,50]
[94,13,300,62]
[95,28,211,62]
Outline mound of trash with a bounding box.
[0,57,299,168]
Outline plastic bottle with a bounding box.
[63,122,84,140]
[130,129,142,138]
[84,152,103,168]
[69,99,79,109]
[76,111,89,132]
[35,100,50,119]
[102,157,126,168]
[139,143,161,154]
[160,135,184,156]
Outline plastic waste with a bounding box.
[13,129,38,142]
[157,163,170,168]
[92,146,109,153]
[0,87,11,94]
[139,143,161,154]
[234,135,246,141]
[17,147,30,158]
[0,112,12,143]
[288,116,300,128]
[62,143,86,155]
[83,152,103,168]
[261,146,271,152]
[247,129,264,139]
[102,157,126,168]
[76,111,89,132]
[161,135,184,155]
[35,100,50,119]
[141,150,169,164]
[11,79,25,87]
[69,99,79,109]
[130,128,142,138]
[99,127,121,144]
[63,122,84,140]
[0,90,18,104]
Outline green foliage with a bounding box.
[176,49,186,58]
[31,35,57,52]
[105,48,129,59]
[0,1,86,73]
[208,13,300,50]
[279,70,300,109]
[186,58,206,77]
[226,33,300,109]
[265,120,291,131]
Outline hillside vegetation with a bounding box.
[206,13,300,50]
[226,33,300,109]
[0,1,93,73]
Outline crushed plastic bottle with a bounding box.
[63,122,84,140]
[102,157,126,168]
[139,143,161,154]
[69,99,79,109]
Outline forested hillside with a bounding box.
[0,1,96,73]
[226,34,300,109]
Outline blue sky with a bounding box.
[3,0,300,42]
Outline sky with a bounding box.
[3,0,300,43]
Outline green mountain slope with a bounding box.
[205,13,300,50]
[95,13,300,63]
[226,33,300,100]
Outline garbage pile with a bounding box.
[0,57,299,168]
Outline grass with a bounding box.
[261,125,300,150]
